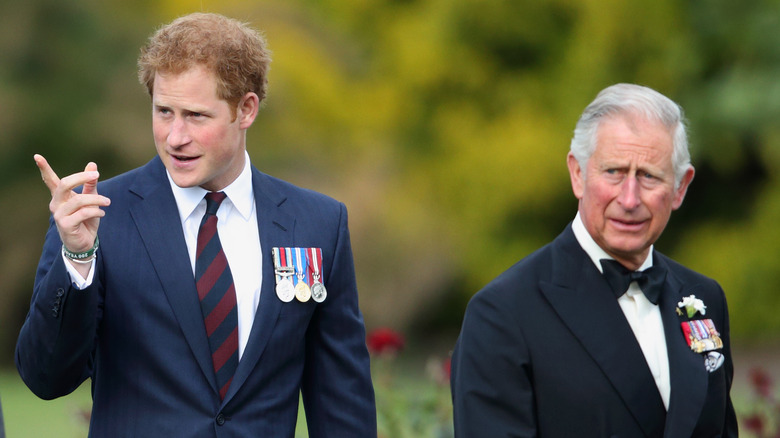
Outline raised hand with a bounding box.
[35,154,111,262]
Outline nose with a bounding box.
[167,117,190,147]
[617,175,641,210]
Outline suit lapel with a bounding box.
[656,255,708,438]
[224,168,295,403]
[539,227,666,437]
[127,158,218,393]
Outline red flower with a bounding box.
[742,413,765,435]
[366,328,405,356]
[749,367,774,399]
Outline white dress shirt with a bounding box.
[65,151,262,360]
[572,213,671,409]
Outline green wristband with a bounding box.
[62,236,99,261]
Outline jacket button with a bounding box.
[56,288,65,297]
[216,413,225,426]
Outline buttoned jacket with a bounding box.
[17,156,376,437]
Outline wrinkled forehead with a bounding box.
[592,114,675,164]
[600,110,674,135]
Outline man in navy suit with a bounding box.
[0,395,5,438]
[451,84,737,437]
[16,13,376,437]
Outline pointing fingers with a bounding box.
[34,154,60,194]
[34,154,111,254]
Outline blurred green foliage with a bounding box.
[2,0,780,370]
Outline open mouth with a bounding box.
[172,154,199,162]
[611,218,646,230]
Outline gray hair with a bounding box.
[569,83,691,188]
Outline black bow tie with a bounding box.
[600,259,667,305]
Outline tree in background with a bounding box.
[3,0,780,366]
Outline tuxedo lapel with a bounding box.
[224,168,295,403]
[127,159,218,393]
[539,228,666,437]
[656,256,708,438]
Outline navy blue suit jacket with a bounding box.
[17,157,376,437]
[451,224,737,437]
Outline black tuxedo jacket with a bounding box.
[17,157,376,437]
[451,224,737,437]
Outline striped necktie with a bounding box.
[195,191,238,400]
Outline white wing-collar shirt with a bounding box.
[572,212,671,409]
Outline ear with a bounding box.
[567,152,585,200]
[237,92,260,129]
[672,165,695,210]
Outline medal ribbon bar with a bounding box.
[307,247,324,284]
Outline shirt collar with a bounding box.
[571,212,653,273]
[167,151,255,223]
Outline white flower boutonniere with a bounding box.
[678,295,707,318]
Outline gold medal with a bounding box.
[293,247,312,302]
[295,280,311,302]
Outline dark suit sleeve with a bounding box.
[451,286,537,437]
[0,393,5,438]
[15,219,100,400]
[300,203,377,437]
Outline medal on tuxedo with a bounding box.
[681,319,723,354]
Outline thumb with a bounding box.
[83,162,99,195]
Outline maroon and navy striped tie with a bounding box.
[195,192,238,400]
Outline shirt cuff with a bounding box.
[62,253,96,289]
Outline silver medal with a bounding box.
[274,264,296,303]
[276,278,295,302]
[273,249,296,303]
[311,281,327,303]
[308,247,327,303]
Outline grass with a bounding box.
[0,369,91,438]
[0,368,312,438]
[0,341,451,438]
[2,358,773,438]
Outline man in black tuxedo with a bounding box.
[451,83,737,437]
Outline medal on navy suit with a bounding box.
[17,157,377,437]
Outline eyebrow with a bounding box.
[599,160,668,176]
[153,102,211,115]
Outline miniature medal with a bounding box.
[294,247,311,302]
[309,247,327,303]
[276,275,295,303]
[681,319,723,353]
[295,281,311,302]
[273,248,296,303]
[311,281,327,303]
